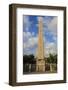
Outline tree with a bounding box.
[47,54,57,64]
[28,54,34,63]
[23,54,35,64]
[23,55,28,63]
[46,54,57,72]
[53,55,57,64]
[23,54,36,73]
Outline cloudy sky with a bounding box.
[23,15,57,57]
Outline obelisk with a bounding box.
[36,17,45,72]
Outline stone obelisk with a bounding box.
[36,17,45,72]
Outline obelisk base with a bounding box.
[36,59,45,72]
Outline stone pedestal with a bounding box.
[36,59,45,72]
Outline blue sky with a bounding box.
[23,15,57,57]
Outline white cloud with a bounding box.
[23,31,32,39]
[23,16,29,24]
[23,31,38,49]
[23,16,32,31]
[31,32,35,36]
[43,17,51,26]
[43,35,57,57]
[23,16,29,31]
[29,37,38,46]
[49,17,57,29]
[48,17,57,36]
[43,17,57,37]
[23,34,38,55]
[44,42,57,57]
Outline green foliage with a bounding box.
[47,54,57,64]
[23,54,36,73]
[23,54,36,64]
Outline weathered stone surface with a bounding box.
[36,17,45,72]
